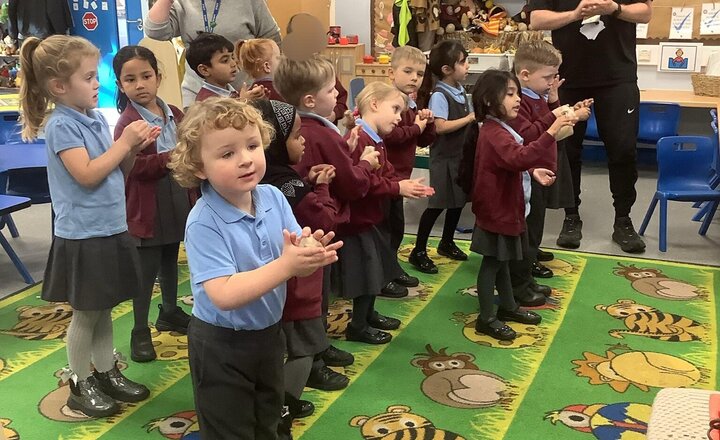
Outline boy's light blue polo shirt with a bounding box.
[130,98,177,153]
[45,104,127,239]
[429,81,472,120]
[185,182,302,330]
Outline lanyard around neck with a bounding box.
[201,0,221,33]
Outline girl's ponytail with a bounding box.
[457,120,479,195]
[416,63,434,110]
[19,37,47,141]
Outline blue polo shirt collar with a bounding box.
[355,118,382,143]
[407,97,417,109]
[436,81,466,101]
[131,98,174,125]
[200,181,271,223]
[298,110,341,135]
[521,87,547,101]
[201,81,236,97]
[53,104,105,129]
[487,115,524,144]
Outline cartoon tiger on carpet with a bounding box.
[2,303,73,341]
[350,405,465,439]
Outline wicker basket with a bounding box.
[692,73,720,97]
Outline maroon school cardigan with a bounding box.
[471,119,556,236]
[115,103,196,239]
[508,93,560,158]
[383,106,436,180]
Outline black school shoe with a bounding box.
[530,283,553,297]
[556,215,583,249]
[497,308,542,325]
[537,249,554,261]
[67,375,119,418]
[408,249,438,274]
[155,304,191,334]
[612,216,646,254]
[380,281,408,299]
[285,393,315,419]
[514,289,546,307]
[93,363,150,403]
[130,327,157,362]
[368,313,401,331]
[394,272,419,288]
[322,345,354,367]
[346,326,392,344]
[436,241,468,260]
[532,262,554,279]
[474,319,516,341]
[306,365,349,391]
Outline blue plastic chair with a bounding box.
[691,119,719,219]
[637,102,681,143]
[638,136,720,252]
[349,77,365,110]
[585,108,600,141]
[0,194,34,283]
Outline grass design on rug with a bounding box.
[0,239,717,440]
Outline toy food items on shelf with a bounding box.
[377,53,391,64]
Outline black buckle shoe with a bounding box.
[497,308,542,325]
[394,272,419,288]
[93,363,150,403]
[612,216,646,253]
[514,289,546,307]
[557,215,583,249]
[537,249,554,262]
[346,326,392,344]
[532,262,554,279]
[408,249,438,274]
[368,313,401,330]
[67,375,119,418]
[130,327,157,363]
[306,365,350,391]
[380,281,408,299]
[474,319,516,341]
[436,241,468,261]
[322,345,354,367]
[285,393,315,419]
[530,283,552,297]
[155,304,191,334]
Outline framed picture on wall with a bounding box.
[657,42,703,72]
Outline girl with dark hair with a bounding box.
[113,45,194,362]
[409,40,476,274]
[460,69,574,341]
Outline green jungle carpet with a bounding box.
[1,238,719,440]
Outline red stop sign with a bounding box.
[82,12,98,31]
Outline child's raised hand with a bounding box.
[133,125,162,153]
[574,105,591,121]
[315,167,335,185]
[423,109,435,123]
[308,164,327,183]
[414,113,428,132]
[342,110,356,130]
[346,126,360,153]
[120,120,154,152]
[239,83,268,100]
[281,228,340,278]
[398,177,432,199]
[548,75,565,103]
[547,112,577,137]
[532,168,557,186]
[359,145,380,169]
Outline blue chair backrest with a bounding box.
[637,102,680,143]
[712,120,719,172]
[349,77,365,110]
[0,112,21,144]
[585,106,600,140]
[656,136,715,191]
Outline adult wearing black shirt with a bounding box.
[529,0,652,253]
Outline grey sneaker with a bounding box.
[612,216,646,253]
[556,215,582,249]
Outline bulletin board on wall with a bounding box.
[642,0,720,42]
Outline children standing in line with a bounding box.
[274,54,378,385]
[340,82,433,344]
[409,40,476,275]
[255,99,344,422]
[380,45,437,298]
[187,32,266,103]
[169,97,342,439]
[19,35,155,417]
[113,46,193,363]
[459,70,574,341]
[236,38,284,101]
[508,41,592,306]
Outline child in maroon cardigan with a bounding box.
[339,82,432,344]
[458,70,574,341]
[255,99,352,423]
[113,46,194,362]
[380,45,437,298]
[236,38,285,101]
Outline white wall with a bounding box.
[334,0,371,54]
